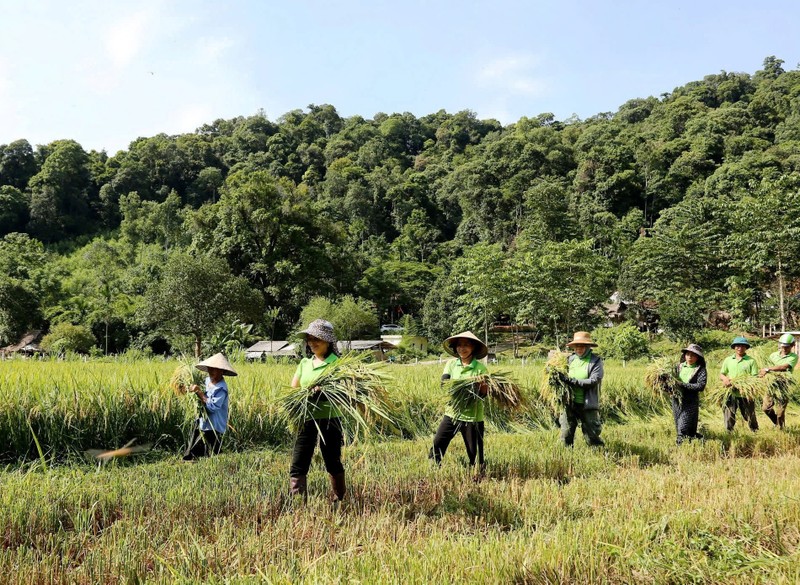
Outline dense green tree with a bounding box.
[140,252,264,357]
[0,139,38,190]
[27,140,93,240]
[509,239,615,344]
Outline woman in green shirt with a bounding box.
[672,344,707,444]
[289,319,345,501]
[429,331,489,476]
[559,331,605,447]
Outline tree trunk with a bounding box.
[194,334,202,359]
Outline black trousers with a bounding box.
[290,418,345,477]
[183,424,222,460]
[430,415,485,467]
[724,396,758,431]
[671,394,701,443]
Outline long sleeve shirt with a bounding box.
[198,377,229,434]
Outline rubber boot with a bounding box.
[289,476,307,499]
[329,472,346,502]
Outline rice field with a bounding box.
[2,356,800,583]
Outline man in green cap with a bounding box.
[759,333,798,429]
[719,336,759,432]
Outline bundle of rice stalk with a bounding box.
[539,351,571,409]
[644,358,681,402]
[706,375,765,406]
[280,352,397,436]
[169,359,205,396]
[764,372,797,404]
[446,372,523,415]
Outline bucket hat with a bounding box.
[566,331,597,348]
[681,343,704,360]
[443,331,489,360]
[730,336,750,349]
[299,319,338,344]
[196,352,238,376]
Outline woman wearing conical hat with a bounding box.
[183,352,237,461]
[672,344,707,444]
[559,332,605,447]
[429,331,489,476]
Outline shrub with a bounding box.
[40,323,96,354]
[591,323,649,361]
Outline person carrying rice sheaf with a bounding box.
[759,333,798,429]
[720,336,759,432]
[429,331,489,475]
[183,353,236,461]
[672,344,707,444]
[288,319,346,501]
[558,331,605,448]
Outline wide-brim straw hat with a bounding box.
[196,353,238,376]
[566,331,597,347]
[443,331,489,360]
[299,319,338,345]
[681,343,705,359]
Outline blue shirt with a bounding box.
[198,377,229,434]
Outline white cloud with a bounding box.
[475,54,548,97]
[196,37,236,64]
[174,104,215,133]
[105,9,155,69]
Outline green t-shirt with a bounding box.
[720,354,758,397]
[679,362,699,384]
[293,354,341,420]
[568,352,592,404]
[443,358,489,422]
[768,351,798,372]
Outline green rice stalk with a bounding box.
[539,351,571,410]
[446,372,524,424]
[764,372,796,403]
[168,358,206,419]
[644,358,681,403]
[706,374,765,406]
[279,352,397,437]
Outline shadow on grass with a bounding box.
[604,439,671,467]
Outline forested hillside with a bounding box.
[2,56,799,353]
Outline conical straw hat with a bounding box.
[443,331,489,360]
[196,352,238,376]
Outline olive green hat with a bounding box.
[730,336,750,349]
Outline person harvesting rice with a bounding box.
[182,353,236,461]
[288,319,346,501]
[429,331,490,476]
[558,332,604,448]
[671,344,707,444]
[720,336,759,432]
[759,333,798,429]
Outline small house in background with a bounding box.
[245,341,297,360]
[381,334,428,355]
[1,330,44,358]
[337,340,398,361]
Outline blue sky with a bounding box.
[1,0,798,154]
